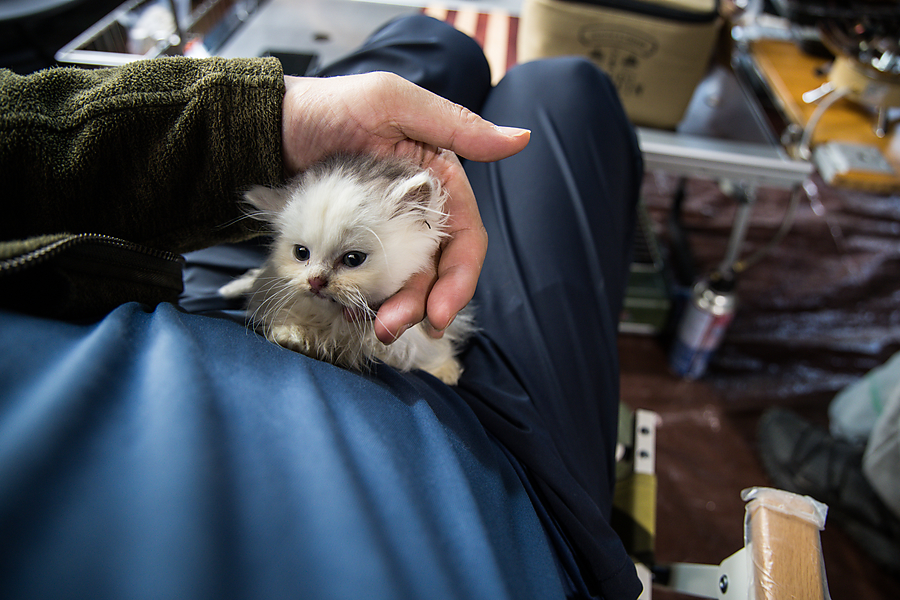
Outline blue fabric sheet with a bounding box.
[0,303,565,600]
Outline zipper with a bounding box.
[0,233,185,317]
[0,233,182,277]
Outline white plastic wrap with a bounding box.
[741,487,831,600]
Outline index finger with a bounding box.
[424,162,487,332]
[372,150,486,343]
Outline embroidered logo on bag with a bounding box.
[578,26,658,99]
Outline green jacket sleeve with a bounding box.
[0,56,286,254]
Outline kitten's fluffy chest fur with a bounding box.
[220,153,473,385]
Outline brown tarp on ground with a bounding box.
[621,171,900,599]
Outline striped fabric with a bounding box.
[422,6,519,83]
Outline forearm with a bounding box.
[0,57,286,253]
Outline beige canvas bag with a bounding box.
[519,0,723,129]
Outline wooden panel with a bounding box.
[749,39,900,192]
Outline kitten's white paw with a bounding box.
[218,268,262,298]
[268,324,308,354]
[427,357,463,386]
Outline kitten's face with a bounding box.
[271,179,396,316]
[247,157,446,318]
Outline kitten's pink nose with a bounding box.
[308,275,328,293]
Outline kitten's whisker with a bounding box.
[341,290,375,367]
[249,278,292,328]
[254,282,298,338]
[361,226,393,281]
[215,209,276,231]
[271,291,299,331]
[371,311,395,342]
[418,205,450,225]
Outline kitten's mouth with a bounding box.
[309,289,379,322]
[343,297,384,323]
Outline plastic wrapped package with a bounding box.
[742,487,831,600]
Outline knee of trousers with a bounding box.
[503,56,625,114]
[377,15,490,81]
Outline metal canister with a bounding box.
[669,275,737,380]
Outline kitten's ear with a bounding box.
[243,185,289,219]
[389,171,439,208]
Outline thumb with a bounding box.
[382,75,530,161]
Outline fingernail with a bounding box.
[421,319,441,339]
[496,126,531,137]
[425,316,454,339]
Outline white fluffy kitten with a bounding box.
[220,153,474,385]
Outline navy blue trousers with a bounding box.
[321,17,644,595]
[0,15,642,600]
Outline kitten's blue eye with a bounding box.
[342,251,367,268]
[293,245,310,262]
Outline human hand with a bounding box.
[280,72,530,344]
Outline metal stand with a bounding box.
[636,128,812,191]
[637,128,810,229]
[637,127,811,277]
[717,182,756,274]
[653,548,752,600]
